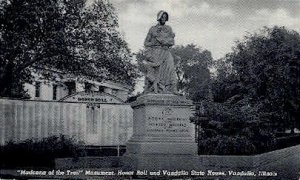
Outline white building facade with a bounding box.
[24,70,131,102]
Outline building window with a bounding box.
[85,82,93,92]
[53,85,57,100]
[99,86,105,92]
[65,81,76,95]
[35,82,41,98]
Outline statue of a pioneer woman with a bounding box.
[142,10,177,94]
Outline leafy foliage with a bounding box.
[0,135,85,168]
[0,0,138,98]
[197,26,300,155]
[222,26,300,131]
[171,44,213,101]
[0,0,67,97]
[196,101,276,155]
[82,0,137,86]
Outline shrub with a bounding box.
[0,135,86,169]
[198,135,256,155]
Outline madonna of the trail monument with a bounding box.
[123,11,198,171]
[142,10,177,94]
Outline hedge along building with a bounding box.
[0,68,134,155]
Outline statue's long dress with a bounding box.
[144,24,177,93]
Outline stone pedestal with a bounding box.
[123,93,198,170]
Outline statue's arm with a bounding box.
[144,27,154,47]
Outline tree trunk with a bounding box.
[0,63,14,97]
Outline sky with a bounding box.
[108,0,300,59]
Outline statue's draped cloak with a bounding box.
[144,24,177,93]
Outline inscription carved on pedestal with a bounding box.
[146,107,190,135]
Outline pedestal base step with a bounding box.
[122,154,199,171]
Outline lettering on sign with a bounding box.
[60,92,123,104]
[77,97,108,103]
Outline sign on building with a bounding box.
[59,91,124,104]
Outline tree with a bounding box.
[198,26,300,155]
[0,0,138,98]
[211,58,242,103]
[0,0,69,98]
[223,26,300,132]
[82,0,138,87]
[171,44,213,101]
